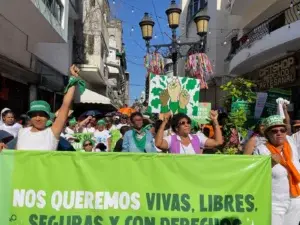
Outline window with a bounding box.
[90,0,95,7]
[187,0,208,23]
[42,0,64,24]
[88,35,94,55]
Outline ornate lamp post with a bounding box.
[139,13,155,53]
[139,0,210,99]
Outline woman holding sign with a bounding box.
[254,115,300,225]
[155,112,223,154]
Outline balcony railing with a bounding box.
[226,2,300,61]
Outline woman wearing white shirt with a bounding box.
[254,115,300,225]
[0,110,22,137]
[0,65,81,151]
[155,112,223,154]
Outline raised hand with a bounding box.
[70,64,80,77]
[271,154,281,165]
[210,110,219,122]
[162,111,172,123]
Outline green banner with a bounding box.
[0,151,271,225]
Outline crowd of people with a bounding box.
[0,65,300,225]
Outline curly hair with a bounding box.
[130,112,143,122]
[171,113,191,133]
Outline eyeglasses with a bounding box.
[178,120,191,126]
[270,128,287,134]
[83,143,93,147]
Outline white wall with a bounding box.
[0,15,32,68]
[30,0,69,42]
[230,19,300,74]
[31,43,69,75]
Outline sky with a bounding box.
[108,0,174,104]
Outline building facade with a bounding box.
[106,19,130,106]
[178,0,236,109]
[0,0,77,114]
[73,0,128,109]
[226,0,300,118]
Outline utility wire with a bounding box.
[127,59,144,67]
[118,0,168,22]
[151,0,166,43]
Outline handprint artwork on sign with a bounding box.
[148,73,200,116]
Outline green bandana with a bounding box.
[46,120,53,127]
[144,124,153,131]
[64,76,86,95]
[69,117,77,126]
[132,129,147,152]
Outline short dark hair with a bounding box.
[130,112,143,122]
[171,113,191,133]
[120,126,131,136]
[19,114,30,126]
[96,143,107,152]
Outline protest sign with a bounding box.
[148,73,200,116]
[231,99,255,119]
[262,88,291,117]
[0,151,271,225]
[193,103,211,124]
[254,93,268,119]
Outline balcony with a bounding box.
[227,2,300,74]
[0,0,68,43]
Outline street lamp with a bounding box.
[166,0,182,29]
[139,13,155,52]
[194,15,210,37]
[139,0,210,98]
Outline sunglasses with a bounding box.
[178,120,191,126]
[270,128,287,134]
[83,143,93,147]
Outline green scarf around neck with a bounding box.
[132,129,147,152]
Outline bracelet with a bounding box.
[212,121,219,126]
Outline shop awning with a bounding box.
[74,89,111,105]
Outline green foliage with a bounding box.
[218,78,257,155]
[216,147,239,155]
[221,78,257,107]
